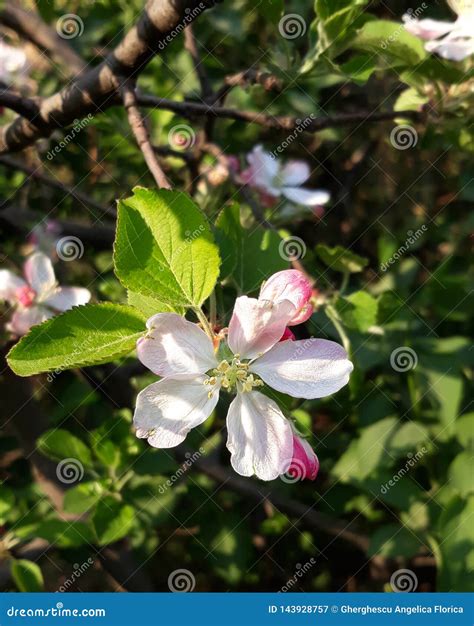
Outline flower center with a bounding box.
[16,285,36,308]
[205,356,264,396]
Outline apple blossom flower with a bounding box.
[0,252,91,336]
[133,292,352,481]
[259,269,313,326]
[403,1,474,61]
[0,39,28,86]
[241,145,331,208]
[26,220,61,258]
[280,327,296,342]
[288,434,319,481]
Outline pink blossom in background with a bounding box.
[0,252,91,336]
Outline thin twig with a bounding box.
[137,95,426,133]
[184,25,213,99]
[122,81,171,189]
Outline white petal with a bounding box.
[6,306,53,336]
[23,252,56,297]
[226,391,293,481]
[425,37,474,60]
[134,374,219,448]
[43,287,91,311]
[251,338,353,399]
[227,296,296,359]
[281,160,310,186]
[402,16,454,40]
[0,270,25,303]
[137,313,217,377]
[247,145,279,192]
[282,186,331,206]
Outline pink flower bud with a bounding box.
[288,435,319,481]
[280,327,295,342]
[259,270,313,326]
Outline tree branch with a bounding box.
[0,0,220,154]
[136,95,426,133]
[0,90,41,122]
[122,81,171,189]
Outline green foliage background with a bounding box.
[0,0,472,593]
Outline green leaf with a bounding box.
[92,439,121,469]
[11,559,44,592]
[7,303,146,376]
[0,486,14,523]
[386,422,429,457]
[335,291,378,332]
[91,497,135,545]
[37,429,93,468]
[454,413,474,449]
[63,482,103,515]
[315,244,368,273]
[35,520,94,548]
[436,495,474,591]
[340,53,376,84]
[114,187,220,308]
[353,20,427,65]
[448,452,474,497]
[332,417,398,481]
[127,290,185,318]
[368,524,422,558]
[216,204,288,293]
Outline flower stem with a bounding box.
[326,304,351,354]
[193,306,214,340]
[209,292,217,329]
